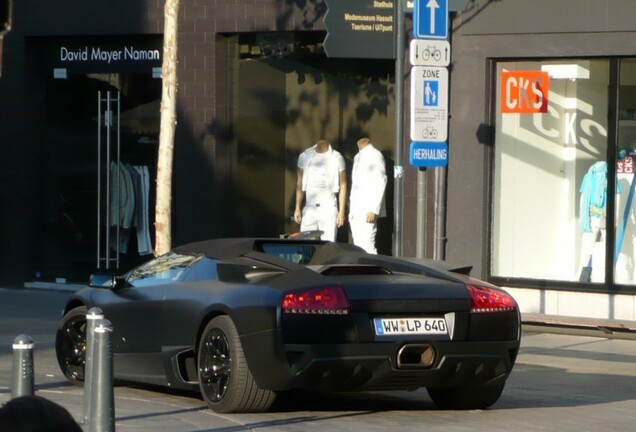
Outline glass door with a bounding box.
[96,89,121,270]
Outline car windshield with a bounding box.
[261,243,317,264]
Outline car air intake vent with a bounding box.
[218,263,286,282]
[319,264,392,276]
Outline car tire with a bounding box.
[55,305,88,386]
[197,315,276,413]
[427,383,505,410]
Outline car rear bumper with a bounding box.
[250,339,520,392]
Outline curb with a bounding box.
[23,281,87,292]
[522,313,636,340]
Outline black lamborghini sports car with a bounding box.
[55,238,521,413]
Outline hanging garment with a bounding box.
[133,165,153,255]
[579,161,608,233]
[109,161,136,229]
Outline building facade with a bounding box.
[450,0,636,320]
[2,0,636,322]
[0,0,401,286]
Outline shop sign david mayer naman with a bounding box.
[48,37,163,74]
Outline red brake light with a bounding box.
[282,286,351,315]
[468,285,517,313]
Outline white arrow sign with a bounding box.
[414,0,448,40]
[427,0,440,34]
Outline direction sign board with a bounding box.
[413,0,449,40]
[409,39,450,66]
[410,141,448,167]
[323,0,395,59]
[410,66,448,141]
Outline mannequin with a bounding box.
[579,161,607,282]
[348,137,387,254]
[294,140,347,242]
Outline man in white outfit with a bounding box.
[294,140,347,242]
[349,137,387,254]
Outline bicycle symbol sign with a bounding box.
[409,40,450,67]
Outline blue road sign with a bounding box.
[414,0,449,40]
[410,141,448,167]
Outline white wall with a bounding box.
[507,286,636,321]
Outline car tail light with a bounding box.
[282,286,351,315]
[467,284,517,313]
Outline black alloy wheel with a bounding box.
[197,316,276,413]
[55,305,88,386]
[198,326,231,403]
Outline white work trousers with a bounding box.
[349,212,377,254]
[301,203,338,242]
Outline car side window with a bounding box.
[181,257,219,282]
[127,252,198,287]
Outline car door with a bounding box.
[91,252,197,382]
[92,280,166,354]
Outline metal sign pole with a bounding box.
[393,0,406,257]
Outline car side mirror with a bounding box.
[89,273,117,289]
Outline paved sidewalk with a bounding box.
[4,331,636,432]
[1,383,244,431]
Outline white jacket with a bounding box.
[350,144,387,217]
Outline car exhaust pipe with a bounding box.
[397,344,436,369]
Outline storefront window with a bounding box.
[492,59,610,283]
[615,59,636,285]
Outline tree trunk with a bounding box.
[155,0,180,256]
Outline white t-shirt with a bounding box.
[298,146,345,205]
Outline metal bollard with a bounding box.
[11,334,34,398]
[89,319,115,432]
[84,307,104,425]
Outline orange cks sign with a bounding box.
[501,71,550,114]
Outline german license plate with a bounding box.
[374,317,448,336]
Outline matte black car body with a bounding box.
[55,238,521,412]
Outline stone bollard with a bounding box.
[84,307,104,425]
[11,334,34,398]
[89,319,115,432]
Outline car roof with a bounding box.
[172,238,471,281]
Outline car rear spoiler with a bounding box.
[400,258,474,276]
